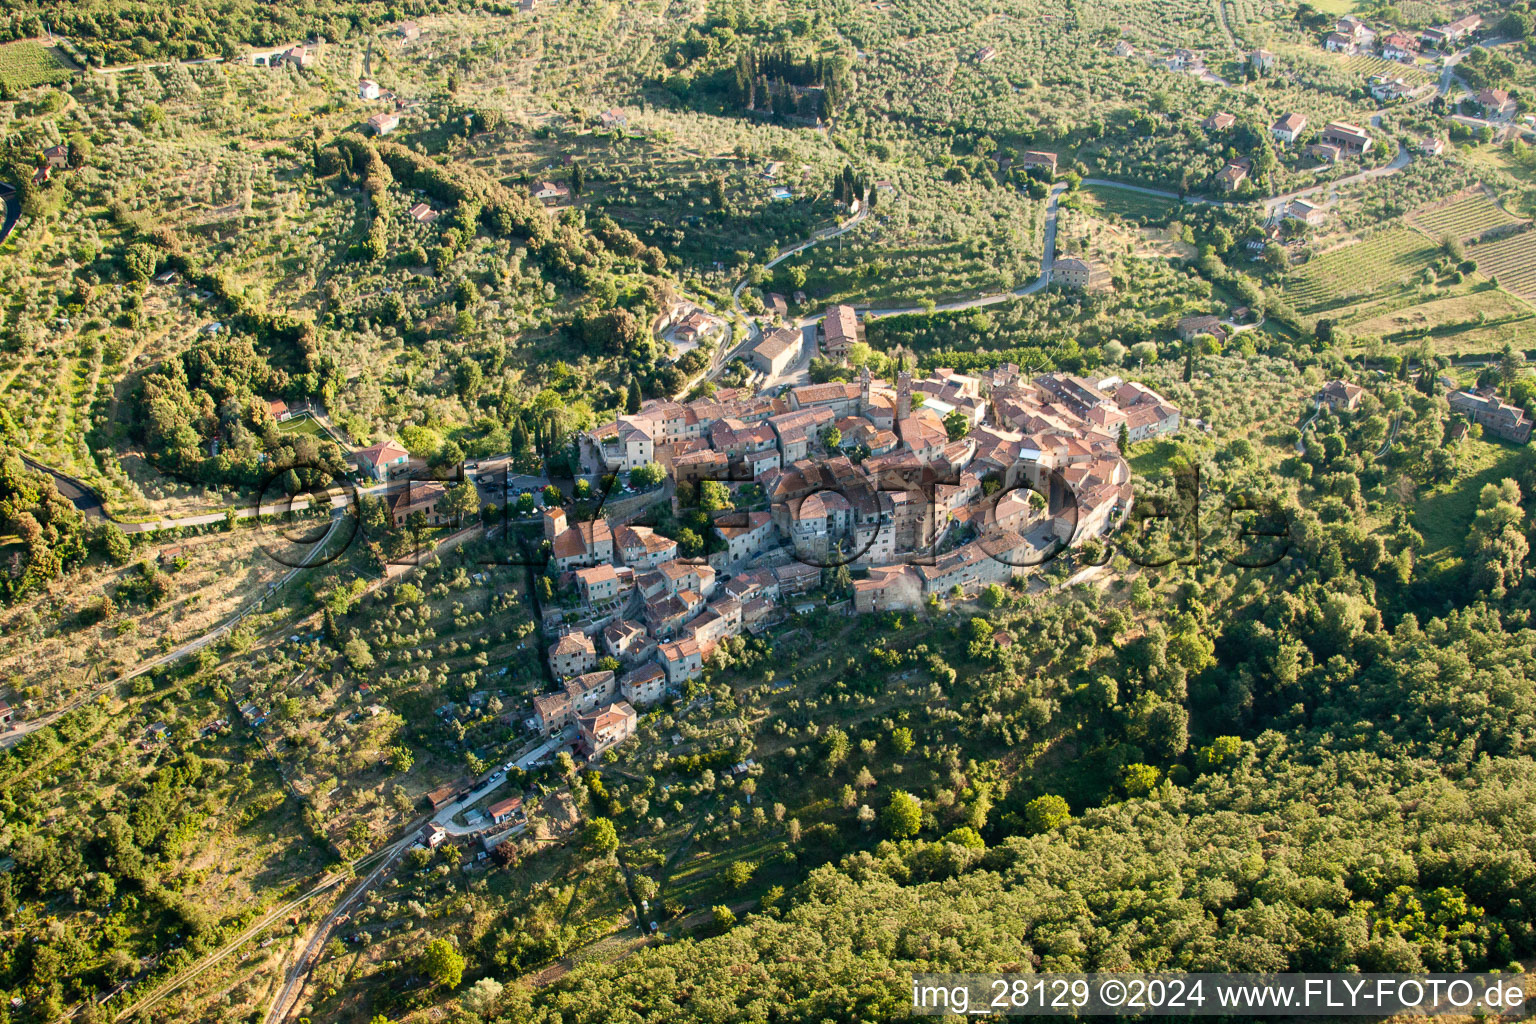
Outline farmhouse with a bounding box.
[359,78,381,99]
[1449,389,1532,444]
[1271,113,1307,144]
[1249,48,1274,72]
[408,202,438,224]
[1320,121,1372,155]
[1317,380,1365,411]
[1286,198,1327,226]
[764,293,790,318]
[1201,112,1236,131]
[1018,151,1059,175]
[397,21,421,39]
[599,108,627,129]
[365,112,399,135]
[1215,159,1250,192]
[531,180,570,203]
[1113,40,1135,57]
[1052,256,1110,290]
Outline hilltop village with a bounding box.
[530,365,1180,761]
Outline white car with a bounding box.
[502,761,515,772]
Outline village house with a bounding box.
[366,112,400,136]
[359,78,382,100]
[603,619,652,663]
[821,304,862,358]
[574,563,624,605]
[488,796,525,826]
[578,701,637,758]
[352,439,410,481]
[547,631,597,678]
[1422,14,1480,49]
[749,327,803,377]
[386,481,447,527]
[1479,88,1516,119]
[1381,32,1418,61]
[620,663,667,705]
[43,145,69,169]
[658,637,705,684]
[534,670,618,734]
[1271,113,1308,144]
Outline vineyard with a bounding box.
[1338,53,1434,84]
[1284,227,1439,314]
[0,40,75,91]
[1468,231,1536,299]
[1409,192,1527,242]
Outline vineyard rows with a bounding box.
[1285,228,1439,313]
[1409,193,1526,242]
[1468,232,1536,299]
[0,40,74,91]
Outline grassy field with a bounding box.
[1413,437,1536,578]
[276,413,327,438]
[1409,192,1527,242]
[1468,231,1536,299]
[1343,285,1536,354]
[0,39,74,90]
[1285,228,1440,316]
[1081,184,1180,223]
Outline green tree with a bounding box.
[890,727,915,755]
[882,790,923,838]
[626,376,642,414]
[421,938,465,989]
[582,817,619,858]
[1025,794,1071,833]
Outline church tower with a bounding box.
[896,370,912,421]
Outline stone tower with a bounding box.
[896,370,912,421]
[858,364,873,410]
